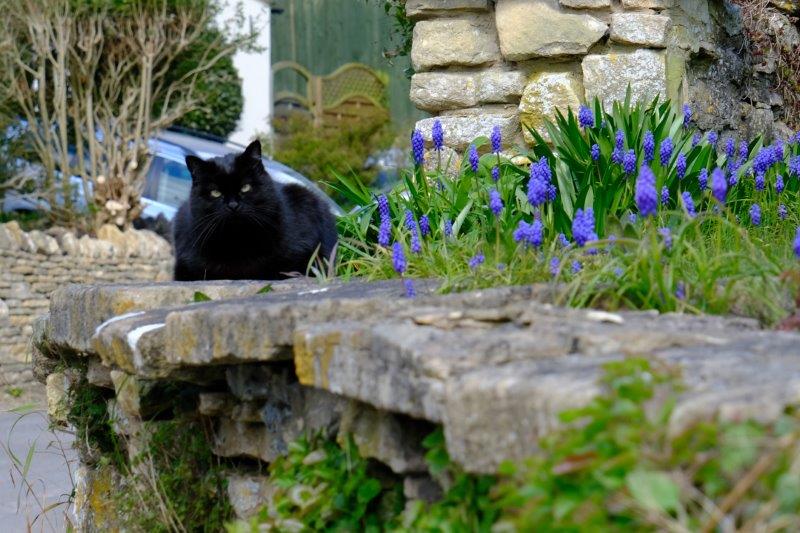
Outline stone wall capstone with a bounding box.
[0,221,172,385]
[409,0,796,155]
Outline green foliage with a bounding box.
[116,418,234,532]
[230,433,404,532]
[270,115,395,202]
[66,380,126,467]
[333,96,800,323]
[371,0,414,73]
[193,291,212,302]
[495,358,800,532]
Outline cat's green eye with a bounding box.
[241,184,251,193]
[210,190,221,198]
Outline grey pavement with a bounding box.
[0,405,77,533]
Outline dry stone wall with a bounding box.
[409,0,796,153]
[0,222,171,385]
[32,279,800,528]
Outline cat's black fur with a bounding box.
[172,140,338,281]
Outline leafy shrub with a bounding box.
[334,95,800,323]
[269,114,395,201]
[229,433,403,532]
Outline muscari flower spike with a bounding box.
[698,168,708,190]
[635,165,658,217]
[676,153,687,180]
[571,260,582,274]
[681,191,696,218]
[779,204,788,220]
[676,281,686,301]
[692,132,702,148]
[623,149,637,174]
[661,186,669,206]
[682,104,692,128]
[513,220,543,248]
[794,227,800,259]
[591,143,600,161]
[659,227,673,251]
[469,252,485,269]
[527,165,548,208]
[490,125,502,153]
[578,105,595,129]
[491,166,500,182]
[572,208,597,247]
[443,219,453,237]
[789,155,800,178]
[411,129,425,165]
[755,173,765,191]
[392,242,406,275]
[707,131,718,147]
[558,233,570,247]
[725,137,736,158]
[432,120,444,151]
[549,257,560,277]
[711,168,727,204]
[643,131,655,163]
[468,144,479,172]
[739,140,749,160]
[419,215,431,237]
[489,189,504,217]
[660,137,673,167]
[777,175,785,194]
[749,203,761,226]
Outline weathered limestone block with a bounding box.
[622,0,669,7]
[519,71,583,143]
[404,476,443,503]
[771,0,800,15]
[198,392,235,416]
[406,0,488,19]
[57,231,80,255]
[410,72,479,111]
[47,280,275,354]
[415,108,520,150]
[46,371,71,424]
[411,15,501,71]
[476,70,527,104]
[338,401,430,474]
[27,230,61,255]
[227,474,275,520]
[423,146,461,178]
[559,0,610,7]
[0,224,19,250]
[86,358,114,388]
[110,370,150,418]
[582,49,667,109]
[495,0,608,60]
[610,13,671,48]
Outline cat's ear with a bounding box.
[185,155,206,179]
[243,140,262,161]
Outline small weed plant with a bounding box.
[334,94,800,323]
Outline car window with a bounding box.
[154,158,192,208]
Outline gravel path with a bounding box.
[0,385,77,532]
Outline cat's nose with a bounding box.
[227,200,240,211]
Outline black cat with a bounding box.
[172,140,338,281]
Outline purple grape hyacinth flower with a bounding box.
[794,227,800,259]
[699,168,708,190]
[692,132,702,148]
[572,208,598,247]
[659,227,673,251]
[490,125,502,153]
[661,186,669,206]
[527,168,548,208]
[558,233,570,247]
[432,120,444,151]
[404,279,416,298]
[612,130,625,164]
[513,220,543,248]
[411,129,425,165]
[549,257,560,277]
[591,143,600,161]
[676,153,687,180]
[404,209,416,231]
[377,194,391,247]
[711,168,727,204]
[707,131,719,147]
[469,253,485,269]
[635,166,658,217]
[571,260,582,274]
[392,242,406,275]
[643,131,655,163]
[419,215,431,237]
[676,282,686,301]
[755,173,765,191]
[491,166,500,182]
[623,149,637,174]
[739,140,749,160]
[777,175,785,194]
[410,231,421,254]
[660,137,673,167]
[628,213,638,224]
[779,204,788,220]
[443,219,453,237]
[789,155,800,178]
[468,144,479,172]
[579,105,595,128]
[725,137,736,158]
[489,189,504,217]
[681,191,696,218]
[749,203,762,226]
[547,184,557,202]
[683,104,692,128]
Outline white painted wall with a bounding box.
[218,0,272,145]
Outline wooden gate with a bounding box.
[272,61,389,129]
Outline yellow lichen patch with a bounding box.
[293,329,341,389]
[89,464,121,532]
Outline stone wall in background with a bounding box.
[408,0,799,154]
[33,279,800,527]
[0,222,172,386]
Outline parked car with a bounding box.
[2,128,343,223]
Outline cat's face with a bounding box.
[185,140,277,222]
